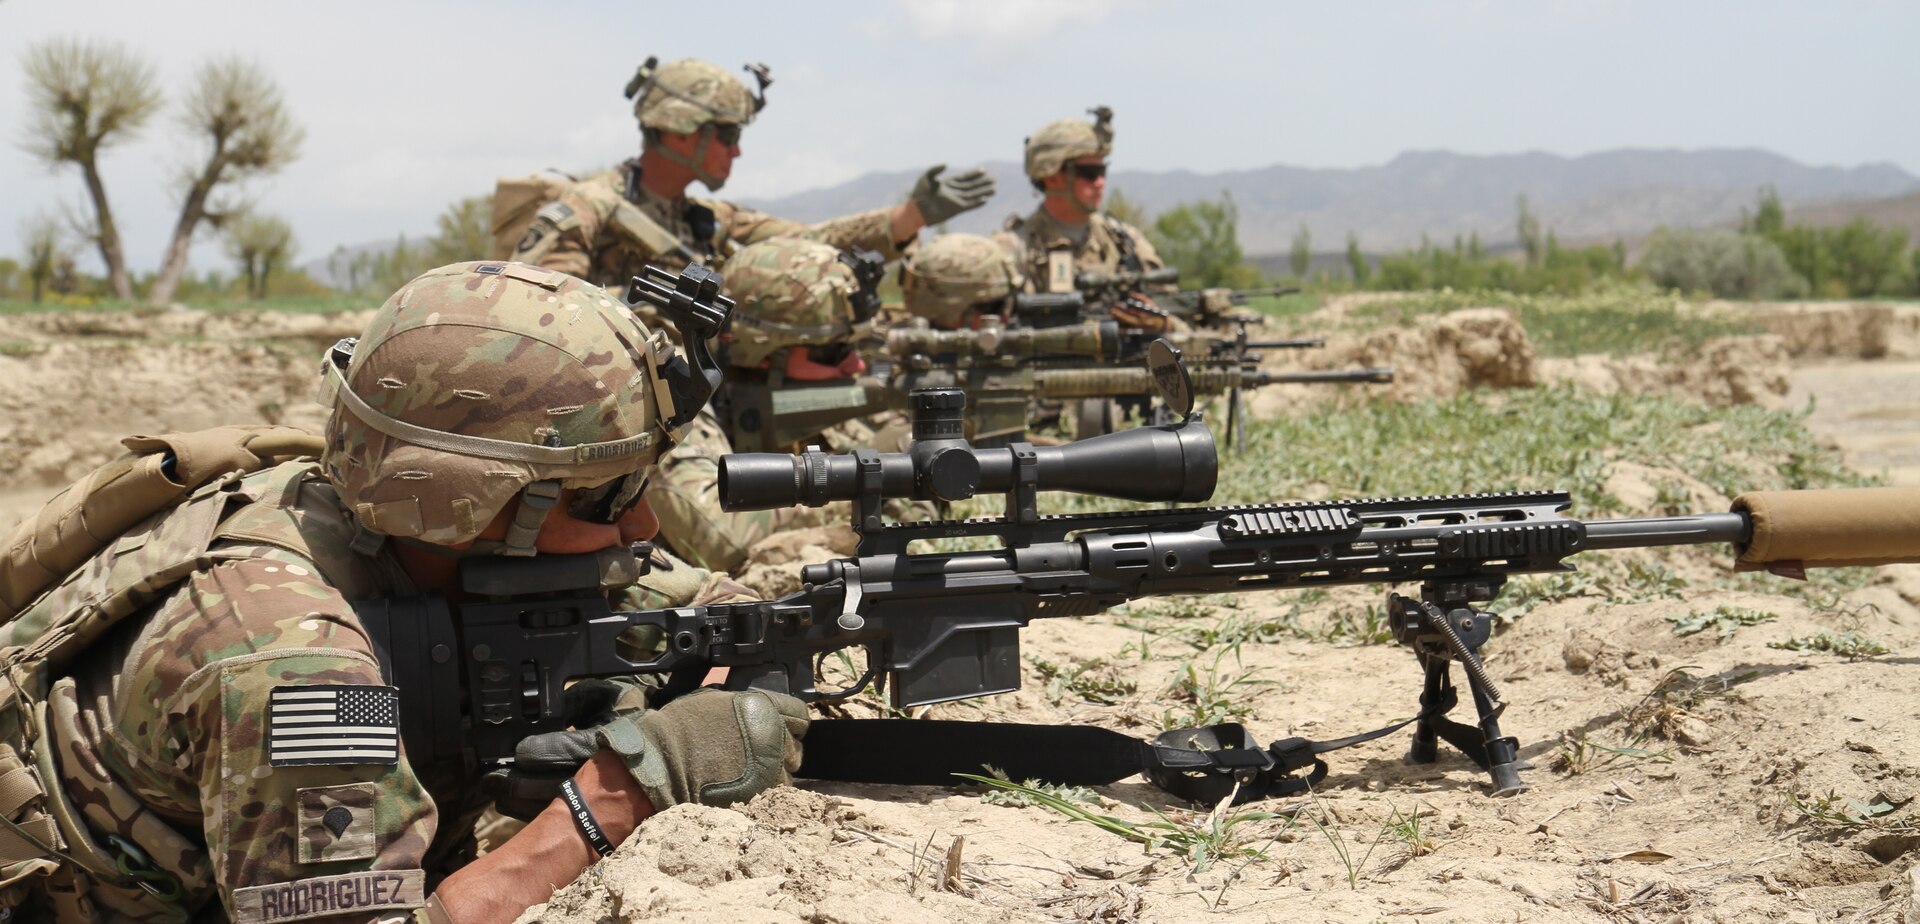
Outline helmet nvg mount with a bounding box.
[322,261,732,556]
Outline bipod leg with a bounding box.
[1462,656,1528,796]
[1388,591,1529,796]
[1404,655,1448,765]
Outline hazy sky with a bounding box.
[3,0,1915,274]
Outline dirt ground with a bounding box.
[0,303,1916,923]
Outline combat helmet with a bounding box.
[901,234,1022,328]
[320,262,687,555]
[625,57,771,134]
[1024,106,1114,184]
[720,237,879,369]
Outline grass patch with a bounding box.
[1625,666,1756,740]
[1787,790,1919,834]
[1336,282,1761,357]
[1768,631,1891,659]
[956,774,1285,874]
[1551,732,1672,775]
[1160,647,1284,729]
[1025,655,1137,705]
[1668,605,1778,640]
[1242,291,1320,322]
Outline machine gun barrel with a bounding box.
[1031,363,1392,398]
[885,319,1122,362]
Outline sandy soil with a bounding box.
[0,304,1915,923]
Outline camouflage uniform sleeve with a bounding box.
[643,408,836,573]
[715,201,907,261]
[134,559,437,922]
[509,182,615,278]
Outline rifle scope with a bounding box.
[719,388,1216,510]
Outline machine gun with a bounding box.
[354,351,1920,803]
[886,315,1387,447]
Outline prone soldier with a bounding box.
[899,232,1026,331]
[504,57,996,286]
[648,237,915,573]
[0,262,807,923]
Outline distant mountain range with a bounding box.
[301,148,1920,284]
[737,148,1920,255]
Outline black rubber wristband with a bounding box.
[558,778,615,857]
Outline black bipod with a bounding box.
[1387,579,1531,796]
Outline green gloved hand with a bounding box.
[910,164,997,226]
[596,688,809,810]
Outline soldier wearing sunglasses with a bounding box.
[507,57,996,290]
[994,106,1167,298]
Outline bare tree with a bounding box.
[147,57,303,306]
[18,38,161,301]
[223,211,296,299]
[21,214,64,304]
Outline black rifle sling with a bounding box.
[797,686,1459,806]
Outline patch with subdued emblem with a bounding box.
[1047,249,1074,293]
[232,869,425,923]
[267,685,399,766]
[298,783,378,863]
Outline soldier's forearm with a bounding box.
[890,200,925,248]
[432,751,654,923]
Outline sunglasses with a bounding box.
[1069,163,1107,181]
[568,472,650,524]
[709,123,743,146]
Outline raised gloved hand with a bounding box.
[597,687,809,810]
[910,165,996,226]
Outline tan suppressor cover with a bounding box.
[1731,486,1920,571]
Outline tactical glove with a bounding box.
[479,679,637,820]
[910,165,996,226]
[596,687,809,810]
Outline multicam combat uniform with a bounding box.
[44,460,731,922]
[993,209,1165,295]
[510,161,907,290]
[11,263,734,922]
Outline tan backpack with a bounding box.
[0,425,323,914]
[489,172,579,261]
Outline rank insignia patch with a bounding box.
[268,685,400,766]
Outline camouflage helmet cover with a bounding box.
[629,58,761,134]
[902,234,1022,327]
[1024,106,1114,181]
[321,262,679,546]
[720,237,862,368]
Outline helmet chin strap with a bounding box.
[500,480,562,557]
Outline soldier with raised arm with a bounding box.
[505,57,996,284]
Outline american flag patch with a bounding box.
[267,685,400,767]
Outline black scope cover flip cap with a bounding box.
[718,394,1218,511]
